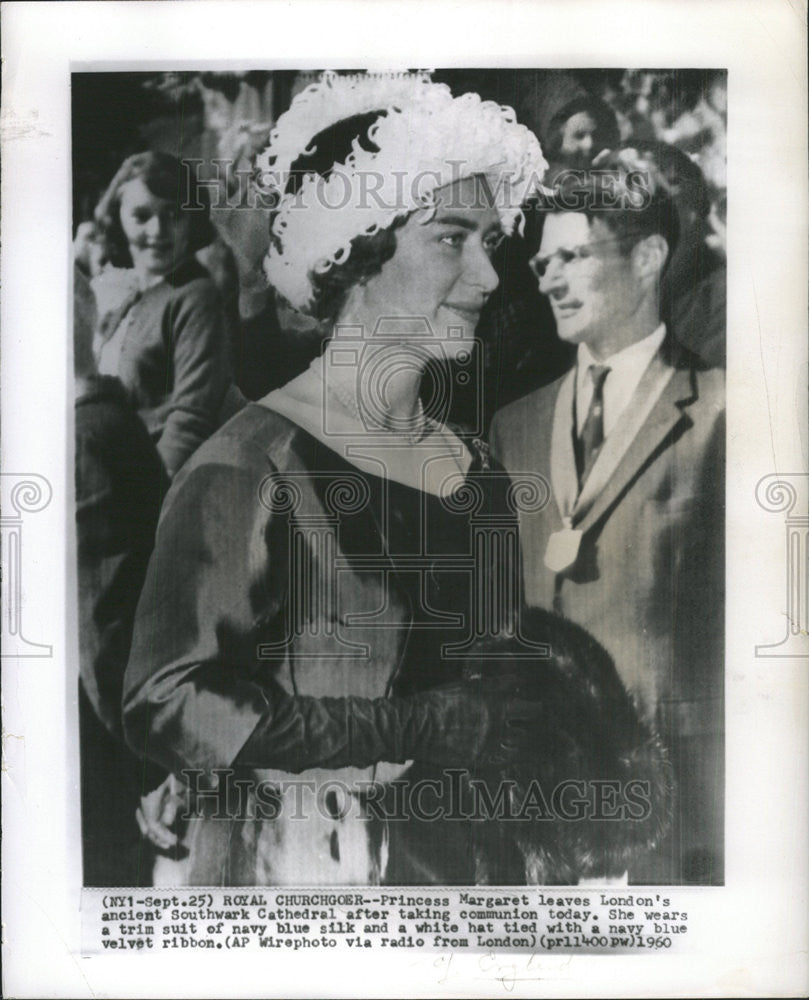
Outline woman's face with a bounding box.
[356,176,502,359]
[559,111,597,164]
[118,177,193,278]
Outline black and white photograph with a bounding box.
[2,2,807,997]
[72,67,725,890]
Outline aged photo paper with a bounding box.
[2,1,807,997]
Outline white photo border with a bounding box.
[2,1,807,997]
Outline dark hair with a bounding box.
[272,111,407,321]
[529,146,680,264]
[308,219,408,321]
[94,151,216,268]
[545,95,620,161]
[628,139,710,226]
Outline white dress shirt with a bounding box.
[574,324,666,437]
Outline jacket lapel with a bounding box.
[577,357,697,534]
[549,369,579,522]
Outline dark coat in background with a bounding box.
[76,374,168,885]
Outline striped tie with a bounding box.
[576,364,611,488]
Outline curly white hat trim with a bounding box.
[256,71,547,314]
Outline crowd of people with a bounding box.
[74,69,725,888]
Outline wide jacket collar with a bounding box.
[550,339,702,534]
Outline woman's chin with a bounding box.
[437,310,480,346]
[132,247,186,278]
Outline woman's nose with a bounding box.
[579,133,594,156]
[144,214,163,238]
[467,243,499,296]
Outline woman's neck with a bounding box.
[134,268,169,292]
[260,360,472,497]
[331,293,427,431]
[133,254,193,292]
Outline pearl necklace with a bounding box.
[318,364,432,446]
[310,356,471,488]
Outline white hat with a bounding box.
[256,71,547,314]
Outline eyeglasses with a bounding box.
[529,233,642,279]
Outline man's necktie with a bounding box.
[576,364,611,488]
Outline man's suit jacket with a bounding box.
[490,341,725,884]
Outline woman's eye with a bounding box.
[483,233,505,256]
[439,232,465,249]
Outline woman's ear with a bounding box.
[632,234,669,282]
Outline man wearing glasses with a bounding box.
[490,151,725,885]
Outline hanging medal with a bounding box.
[544,515,583,573]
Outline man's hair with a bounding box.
[528,146,680,264]
[94,151,216,268]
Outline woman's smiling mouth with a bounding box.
[442,302,483,323]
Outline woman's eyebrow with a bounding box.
[431,215,478,231]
